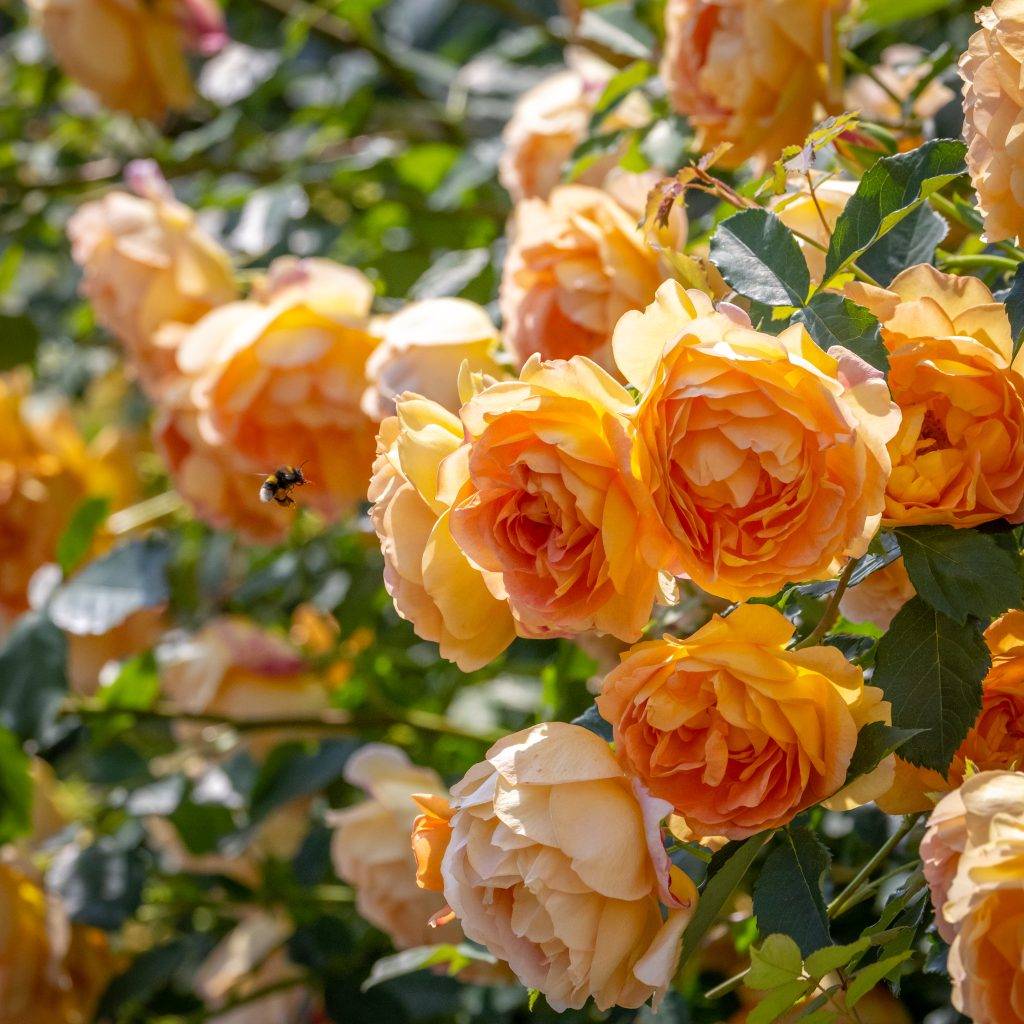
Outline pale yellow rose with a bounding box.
[29,0,226,120]
[450,355,675,641]
[961,1,1024,242]
[369,394,516,671]
[660,0,846,169]
[0,863,120,1024]
[501,172,686,373]
[848,264,1024,527]
[362,299,503,421]
[838,557,915,631]
[68,161,237,399]
[412,722,698,1012]
[772,176,856,282]
[614,281,899,600]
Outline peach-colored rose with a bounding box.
[0,863,120,1024]
[68,161,237,399]
[30,0,226,120]
[846,45,954,127]
[369,394,517,670]
[413,722,698,1012]
[880,609,1024,815]
[597,604,891,840]
[838,557,915,631]
[160,257,379,542]
[660,0,845,169]
[615,281,899,600]
[772,177,856,282]
[849,265,1024,527]
[450,356,675,641]
[362,299,503,421]
[501,172,686,372]
[500,51,650,202]
[961,1,1024,243]
[329,744,461,949]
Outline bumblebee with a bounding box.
[259,465,308,508]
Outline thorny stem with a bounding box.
[805,170,834,242]
[793,558,858,651]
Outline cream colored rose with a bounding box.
[838,557,915,631]
[30,0,226,120]
[328,744,461,949]
[68,161,237,399]
[362,299,503,421]
[413,722,698,1012]
[961,1,1024,242]
[369,394,516,671]
[772,177,856,282]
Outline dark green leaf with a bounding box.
[250,739,359,821]
[571,703,613,742]
[56,496,109,576]
[823,139,967,282]
[710,209,810,307]
[1003,262,1024,360]
[895,525,1024,624]
[793,293,888,372]
[0,314,40,371]
[0,612,68,743]
[844,722,923,786]
[857,203,947,286]
[872,599,989,772]
[0,726,31,845]
[50,536,170,636]
[754,828,832,956]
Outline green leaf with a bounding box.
[0,314,40,371]
[56,496,110,576]
[588,60,653,130]
[98,652,160,712]
[362,944,496,991]
[747,980,814,1024]
[1002,262,1024,360]
[844,722,923,786]
[50,830,147,929]
[0,612,68,743]
[793,293,888,372]
[859,0,957,27]
[872,598,989,772]
[571,704,613,742]
[804,938,871,979]
[823,139,967,283]
[796,531,901,599]
[846,952,913,1007]
[747,933,805,990]
[0,726,31,845]
[754,828,832,957]
[49,536,170,636]
[678,831,771,969]
[895,525,1024,624]
[710,209,810,307]
[250,739,358,821]
[857,203,947,286]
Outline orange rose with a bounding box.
[501,172,686,372]
[597,604,892,840]
[880,609,1024,814]
[660,0,845,169]
[615,281,899,600]
[29,0,226,120]
[838,557,915,631]
[68,161,237,399]
[369,394,516,671]
[849,264,1024,527]
[412,722,697,1011]
[450,356,674,641]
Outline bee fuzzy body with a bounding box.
[259,466,307,508]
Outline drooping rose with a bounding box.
[501,172,686,372]
[597,604,891,840]
[411,722,698,1012]
[838,557,915,631]
[362,299,503,421]
[614,280,899,600]
[449,356,675,641]
[660,0,846,169]
[369,394,516,671]
[961,1,1024,243]
[68,161,237,399]
[848,264,1024,527]
[772,177,856,282]
[29,0,226,120]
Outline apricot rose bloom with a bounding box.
[849,265,1024,526]
[369,394,516,671]
[0,863,119,1024]
[660,0,845,169]
[68,161,237,399]
[30,0,226,120]
[961,1,1024,243]
[501,172,686,372]
[412,722,698,1012]
[597,605,891,840]
[921,770,1024,1022]
[838,557,915,631]
[614,281,899,600]
[329,744,461,949]
[450,356,674,642]
[772,177,856,283]
[362,299,503,421]
[879,609,1024,815]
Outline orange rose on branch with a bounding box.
[597,604,892,840]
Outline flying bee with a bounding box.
[259,464,309,508]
